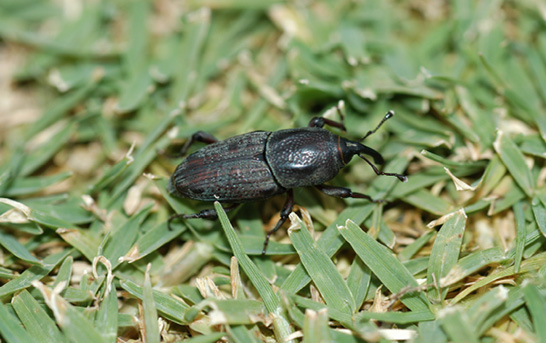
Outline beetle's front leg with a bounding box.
[180,131,218,156]
[262,189,294,255]
[308,117,346,131]
[358,154,408,182]
[314,184,383,203]
[308,103,346,131]
[168,203,240,229]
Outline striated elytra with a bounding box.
[168,109,407,254]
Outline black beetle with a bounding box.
[168,109,407,254]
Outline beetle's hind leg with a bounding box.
[315,184,383,203]
[179,131,218,156]
[263,189,294,255]
[168,203,240,229]
[161,131,218,158]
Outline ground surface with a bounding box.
[1,1,546,342]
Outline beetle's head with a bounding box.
[338,109,407,183]
[339,139,407,182]
[339,139,384,165]
[338,110,396,165]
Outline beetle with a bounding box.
[168,109,407,254]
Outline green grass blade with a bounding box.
[0,298,34,343]
[95,285,118,343]
[11,290,67,343]
[427,209,467,302]
[143,265,160,343]
[438,306,480,343]
[281,203,375,293]
[302,309,332,343]
[213,202,294,342]
[494,130,535,197]
[119,279,189,325]
[440,247,505,287]
[512,201,526,273]
[0,250,71,298]
[213,202,280,311]
[102,204,152,269]
[532,194,546,237]
[288,213,356,314]
[33,281,106,343]
[339,220,431,313]
[522,284,546,341]
[0,230,42,265]
[452,252,546,304]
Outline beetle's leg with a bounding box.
[358,153,408,182]
[263,189,294,255]
[308,117,347,131]
[180,131,218,156]
[315,184,383,203]
[309,102,347,130]
[168,203,240,229]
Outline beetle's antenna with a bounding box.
[360,110,395,141]
[358,153,408,182]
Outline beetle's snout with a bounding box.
[358,144,384,165]
[340,139,384,165]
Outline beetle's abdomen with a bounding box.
[169,131,285,202]
[266,128,345,188]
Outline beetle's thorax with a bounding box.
[265,127,345,188]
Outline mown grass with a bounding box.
[1,0,546,342]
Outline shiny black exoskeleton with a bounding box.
[168,110,407,254]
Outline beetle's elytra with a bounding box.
[168,109,407,254]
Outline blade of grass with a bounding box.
[427,209,467,302]
[281,203,375,293]
[532,194,546,237]
[287,213,356,314]
[493,130,535,197]
[11,290,67,343]
[523,284,546,341]
[339,220,431,313]
[33,281,106,343]
[466,286,508,334]
[102,204,152,269]
[142,265,160,343]
[452,252,546,304]
[0,298,34,343]
[117,0,152,111]
[226,325,259,343]
[95,284,118,343]
[346,256,371,310]
[357,310,435,324]
[512,201,526,273]
[0,250,71,298]
[4,171,73,197]
[440,247,505,287]
[438,306,480,343]
[303,309,332,343]
[213,202,293,342]
[0,230,42,265]
[119,278,189,325]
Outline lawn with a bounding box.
[1,1,546,342]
